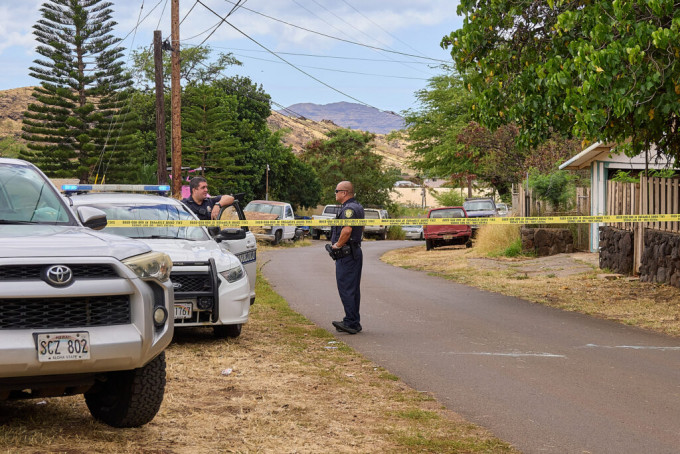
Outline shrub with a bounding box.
[387,225,405,240]
[474,224,521,256]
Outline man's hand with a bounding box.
[211,205,221,220]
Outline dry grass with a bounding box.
[473,225,521,256]
[382,246,680,338]
[0,269,516,454]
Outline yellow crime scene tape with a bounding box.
[105,213,680,228]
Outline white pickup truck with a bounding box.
[310,204,341,240]
[243,200,300,245]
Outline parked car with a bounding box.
[310,204,342,240]
[423,206,472,250]
[364,208,389,240]
[243,200,298,244]
[402,224,424,240]
[66,186,256,339]
[462,197,499,235]
[496,203,510,216]
[0,160,174,427]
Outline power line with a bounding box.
[220,0,448,63]
[196,0,383,110]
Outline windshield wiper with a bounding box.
[0,220,41,225]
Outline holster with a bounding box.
[325,244,352,261]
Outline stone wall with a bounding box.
[598,226,634,275]
[639,229,680,288]
[521,228,574,257]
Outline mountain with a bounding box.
[267,111,413,173]
[278,101,405,134]
[0,87,413,174]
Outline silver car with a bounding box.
[402,225,424,240]
[0,159,174,428]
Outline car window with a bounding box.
[463,201,495,211]
[325,206,342,215]
[85,202,209,240]
[285,206,293,218]
[430,208,465,218]
[0,163,73,224]
[244,202,283,217]
[364,210,380,219]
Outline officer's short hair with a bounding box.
[189,176,207,194]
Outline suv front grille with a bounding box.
[171,273,213,293]
[0,296,130,329]
[0,264,118,281]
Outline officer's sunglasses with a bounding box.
[334,189,347,193]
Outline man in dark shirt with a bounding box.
[330,180,365,334]
[182,177,234,220]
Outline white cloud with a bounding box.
[0,1,42,55]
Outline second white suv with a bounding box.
[66,187,257,338]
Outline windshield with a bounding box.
[365,210,380,219]
[430,208,465,218]
[463,201,495,212]
[0,163,73,225]
[86,202,209,241]
[244,202,283,217]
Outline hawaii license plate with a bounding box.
[37,332,90,362]
[443,235,454,240]
[174,302,193,319]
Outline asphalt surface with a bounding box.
[261,241,680,454]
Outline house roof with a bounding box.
[559,142,672,171]
[558,142,616,170]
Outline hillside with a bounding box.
[0,87,413,174]
[278,101,405,134]
[267,110,413,173]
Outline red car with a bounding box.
[423,206,472,251]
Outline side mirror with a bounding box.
[214,228,246,242]
[77,206,107,230]
[207,226,220,237]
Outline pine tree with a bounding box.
[182,84,250,195]
[21,0,138,183]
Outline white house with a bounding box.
[559,142,673,251]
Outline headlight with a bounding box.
[123,252,173,282]
[220,264,244,283]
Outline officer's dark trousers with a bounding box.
[335,248,363,329]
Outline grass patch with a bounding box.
[0,266,517,453]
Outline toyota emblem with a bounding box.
[43,265,73,287]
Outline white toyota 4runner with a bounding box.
[0,159,174,427]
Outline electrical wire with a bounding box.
[196,0,381,109]
[219,0,448,63]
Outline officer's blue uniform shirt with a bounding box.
[182,196,222,221]
[331,197,365,244]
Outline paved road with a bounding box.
[261,241,680,454]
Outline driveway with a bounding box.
[261,241,680,454]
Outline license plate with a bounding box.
[37,332,90,362]
[174,302,193,319]
[443,235,453,240]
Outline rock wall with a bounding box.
[598,226,634,275]
[639,229,680,288]
[521,228,574,256]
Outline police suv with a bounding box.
[0,159,174,427]
[65,185,257,338]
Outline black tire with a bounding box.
[419,232,424,241]
[273,229,283,245]
[213,324,242,338]
[465,238,473,248]
[425,239,434,251]
[380,230,387,240]
[85,352,166,428]
[312,229,320,240]
[324,233,331,241]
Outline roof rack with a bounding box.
[62,184,171,196]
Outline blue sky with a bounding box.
[0,0,462,114]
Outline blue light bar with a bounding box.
[61,184,170,194]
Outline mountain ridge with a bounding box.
[278,101,405,134]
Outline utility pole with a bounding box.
[153,30,168,185]
[171,0,182,197]
[265,164,270,200]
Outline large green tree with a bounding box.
[445,0,680,162]
[300,129,400,207]
[182,84,249,195]
[21,0,138,183]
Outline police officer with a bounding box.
[331,181,365,334]
[182,177,234,220]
